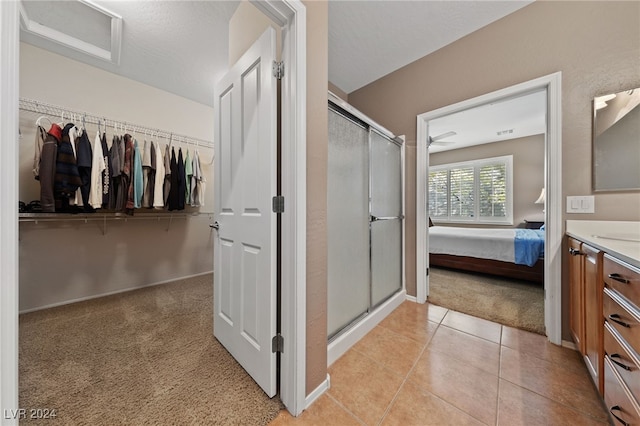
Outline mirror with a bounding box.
[593,87,640,191]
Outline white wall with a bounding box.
[19,43,215,312]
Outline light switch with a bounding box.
[567,195,595,213]
[571,198,580,209]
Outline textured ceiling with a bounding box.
[20,0,533,106]
[428,90,547,153]
[20,0,240,107]
[328,0,533,94]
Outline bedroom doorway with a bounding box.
[416,73,563,345]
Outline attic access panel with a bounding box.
[20,0,122,64]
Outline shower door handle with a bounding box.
[370,215,404,222]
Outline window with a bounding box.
[428,155,513,224]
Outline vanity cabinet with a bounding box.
[568,237,585,354]
[582,243,604,392]
[602,254,640,425]
[568,238,603,391]
[568,233,640,425]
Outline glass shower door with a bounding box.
[370,130,403,307]
[327,108,370,338]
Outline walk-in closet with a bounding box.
[17,44,216,314]
[12,2,285,423]
[327,93,405,354]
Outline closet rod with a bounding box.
[18,211,213,223]
[19,97,215,149]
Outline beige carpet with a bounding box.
[429,267,545,335]
[19,274,283,425]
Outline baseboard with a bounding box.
[327,290,405,367]
[561,339,578,351]
[405,294,417,303]
[19,271,214,314]
[304,374,330,409]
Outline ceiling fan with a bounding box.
[428,131,457,147]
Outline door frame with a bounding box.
[416,72,563,345]
[0,1,20,420]
[0,0,308,419]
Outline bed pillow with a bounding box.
[429,217,434,227]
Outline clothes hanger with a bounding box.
[35,115,52,128]
[205,145,215,166]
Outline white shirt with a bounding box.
[89,131,106,209]
[153,141,166,208]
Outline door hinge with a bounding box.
[272,61,284,80]
[272,195,285,213]
[272,333,284,353]
[426,267,430,276]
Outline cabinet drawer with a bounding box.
[604,288,640,352]
[604,357,640,426]
[604,322,640,400]
[604,254,640,309]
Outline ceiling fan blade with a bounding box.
[431,131,457,142]
[428,131,457,146]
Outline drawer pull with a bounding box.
[610,354,633,371]
[608,314,631,328]
[569,248,582,256]
[609,406,630,426]
[608,273,630,284]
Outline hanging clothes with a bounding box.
[68,125,80,207]
[168,147,179,211]
[39,124,59,213]
[109,135,123,210]
[142,139,153,208]
[190,150,202,207]
[132,139,144,209]
[123,134,134,214]
[54,123,82,212]
[184,149,192,205]
[148,140,156,207]
[89,130,105,209]
[100,132,110,208]
[163,144,172,207]
[176,148,186,210]
[153,141,165,209]
[75,128,93,211]
[33,125,47,179]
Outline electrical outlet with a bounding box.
[566,196,595,213]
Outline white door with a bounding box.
[213,28,278,397]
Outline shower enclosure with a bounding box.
[327,93,404,341]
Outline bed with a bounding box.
[429,225,545,284]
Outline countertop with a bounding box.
[566,220,640,269]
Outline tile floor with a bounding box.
[270,301,609,426]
